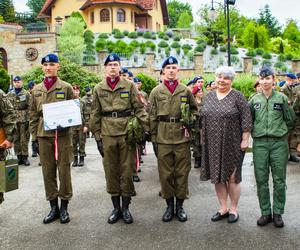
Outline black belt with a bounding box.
[158,116,181,123]
[102,110,132,118]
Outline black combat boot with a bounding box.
[273,214,284,228]
[22,156,30,166]
[107,196,122,224]
[194,157,201,168]
[176,198,187,222]
[78,156,84,167]
[162,197,174,222]
[133,175,140,182]
[60,199,70,224]
[257,214,273,226]
[122,196,133,224]
[43,198,60,224]
[288,154,300,162]
[72,156,78,167]
[17,155,23,165]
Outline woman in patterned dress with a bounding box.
[200,66,252,223]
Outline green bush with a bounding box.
[210,48,218,55]
[232,74,257,99]
[112,29,120,34]
[114,32,124,39]
[183,48,189,55]
[261,60,272,66]
[285,54,293,60]
[136,73,157,95]
[281,65,288,72]
[165,47,171,57]
[246,49,256,57]
[137,30,144,36]
[129,40,139,49]
[255,48,265,55]
[0,66,10,93]
[195,45,205,52]
[230,47,239,55]
[173,35,182,41]
[277,54,286,62]
[123,30,129,36]
[22,58,101,93]
[197,39,206,45]
[163,35,169,41]
[182,44,192,50]
[219,46,227,52]
[151,34,157,40]
[231,55,240,64]
[98,33,108,39]
[128,32,138,39]
[145,41,156,51]
[158,32,165,39]
[106,41,115,53]
[274,61,284,69]
[95,38,107,51]
[143,31,152,39]
[158,41,169,48]
[171,42,181,48]
[252,58,259,65]
[176,47,181,55]
[262,52,272,59]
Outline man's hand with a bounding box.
[83,126,88,133]
[0,140,13,149]
[240,139,249,151]
[96,139,104,157]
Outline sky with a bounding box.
[13,0,300,26]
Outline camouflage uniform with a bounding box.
[0,89,16,204]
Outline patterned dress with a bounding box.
[200,89,252,184]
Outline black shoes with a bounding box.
[133,175,140,182]
[289,154,300,162]
[43,198,60,224]
[122,196,133,224]
[107,196,122,224]
[257,214,273,226]
[78,156,84,167]
[162,197,174,222]
[17,155,23,165]
[228,213,239,223]
[273,214,284,228]
[211,211,229,222]
[194,157,201,168]
[72,156,78,167]
[176,198,187,222]
[60,199,70,224]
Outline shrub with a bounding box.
[252,58,259,65]
[128,32,138,39]
[219,46,227,52]
[151,34,157,40]
[112,28,121,34]
[165,47,171,57]
[182,44,192,50]
[123,30,129,36]
[163,35,169,40]
[158,41,169,48]
[171,42,181,48]
[277,54,286,62]
[183,48,189,55]
[176,47,181,55]
[129,40,139,48]
[145,41,156,51]
[246,49,256,57]
[114,32,124,39]
[232,73,257,99]
[210,48,218,55]
[230,47,239,55]
[136,73,157,94]
[106,40,115,52]
[274,61,284,69]
[174,35,182,41]
[98,33,109,39]
[165,31,173,38]
[261,60,272,66]
[195,45,205,53]
[143,31,152,39]
[158,32,165,39]
[262,52,272,59]
[197,39,206,45]
[231,55,240,64]
[137,30,144,36]
[255,48,265,55]
[0,66,10,93]
[95,38,107,51]
[285,53,293,60]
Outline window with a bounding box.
[117,9,126,22]
[91,11,94,24]
[100,9,110,22]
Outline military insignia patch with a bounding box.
[169,58,173,64]
[109,55,114,61]
[120,92,129,98]
[45,56,50,62]
[273,103,283,110]
[180,96,188,103]
[56,92,65,99]
[254,103,261,110]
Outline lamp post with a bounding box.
[208,0,236,66]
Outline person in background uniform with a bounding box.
[120,67,129,79]
[249,66,295,228]
[186,79,194,92]
[8,76,31,166]
[149,56,198,223]
[297,73,300,84]
[29,54,74,224]
[82,87,93,138]
[28,80,35,94]
[127,71,134,82]
[0,89,16,205]
[90,53,150,224]
[72,86,88,167]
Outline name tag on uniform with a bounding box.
[120,92,129,98]
[56,92,65,99]
[274,103,283,111]
[254,103,261,110]
[180,96,188,103]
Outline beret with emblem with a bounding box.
[41,54,59,64]
[28,80,35,89]
[192,76,204,83]
[259,66,274,78]
[120,67,128,74]
[13,76,22,81]
[278,81,286,87]
[286,73,296,79]
[296,72,300,78]
[133,77,141,83]
[104,53,120,65]
[128,71,134,78]
[162,56,178,69]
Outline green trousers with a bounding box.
[39,135,73,201]
[102,135,136,197]
[14,122,30,156]
[253,138,288,216]
[157,142,191,200]
[72,128,86,157]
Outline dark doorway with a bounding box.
[0,48,8,70]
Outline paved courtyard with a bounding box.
[1,138,300,250]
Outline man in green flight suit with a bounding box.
[0,89,16,205]
[90,53,150,224]
[8,76,31,166]
[149,56,198,222]
[249,66,295,228]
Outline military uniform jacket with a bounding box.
[283,84,300,104]
[73,98,86,131]
[149,83,198,144]
[8,88,30,123]
[90,77,150,140]
[0,89,16,143]
[29,78,74,141]
[81,95,92,127]
[249,90,295,138]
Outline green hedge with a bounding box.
[158,41,169,48]
[136,73,157,95]
[232,74,257,99]
[0,66,10,93]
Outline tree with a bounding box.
[83,30,96,64]
[26,0,46,18]
[282,20,300,58]
[0,66,10,93]
[241,21,269,50]
[70,11,87,29]
[167,0,193,28]
[177,12,193,29]
[0,0,15,22]
[58,17,86,64]
[0,15,4,23]
[257,4,281,37]
[270,37,291,55]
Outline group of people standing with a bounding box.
[0,51,298,230]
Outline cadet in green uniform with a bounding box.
[149,56,198,222]
[71,86,88,167]
[90,53,149,224]
[8,76,31,166]
[82,87,93,138]
[249,66,295,228]
[0,89,16,204]
[29,54,74,224]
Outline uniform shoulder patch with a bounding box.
[120,91,130,98]
[254,103,261,110]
